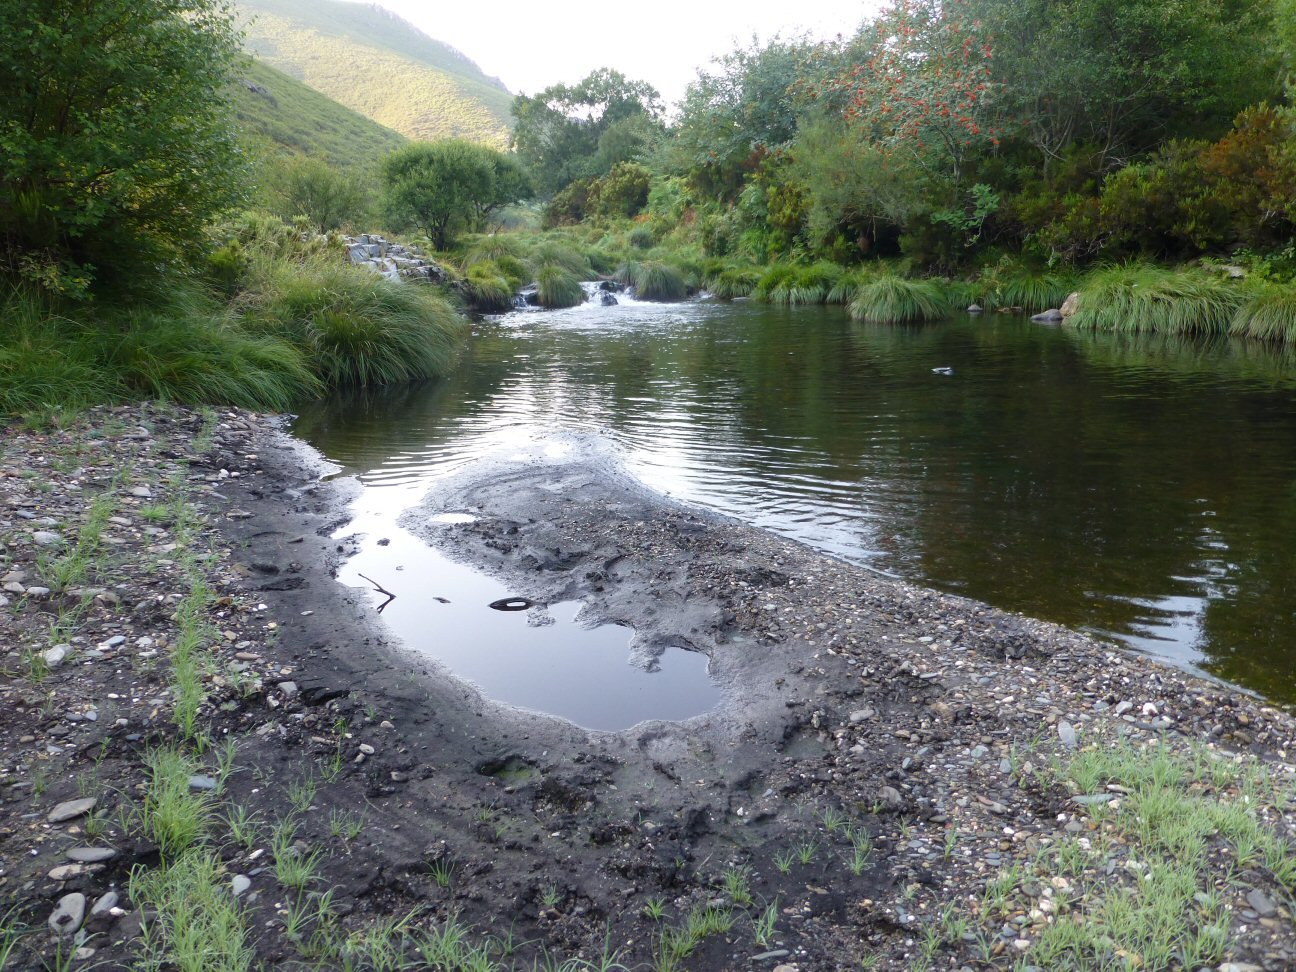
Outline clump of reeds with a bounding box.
[534,264,585,308]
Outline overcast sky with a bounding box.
[368,1,881,106]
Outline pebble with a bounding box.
[48,864,88,881]
[1247,888,1278,918]
[47,797,97,823]
[66,847,117,863]
[32,531,63,546]
[48,893,86,936]
[279,681,299,698]
[849,708,874,723]
[231,874,252,896]
[1058,721,1078,747]
[44,644,70,668]
[90,892,119,916]
[359,743,375,755]
[130,486,153,498]
[188,775,218,791]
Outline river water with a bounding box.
[294,292,1296,708]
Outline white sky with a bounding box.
[368,1,881,106]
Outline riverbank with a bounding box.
[2,405,1294,971]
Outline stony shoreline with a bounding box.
[1,404,1294,971]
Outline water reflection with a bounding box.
[294,299,1296,703]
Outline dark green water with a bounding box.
[295,296,1296,704]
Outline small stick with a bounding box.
[357,572,396,613]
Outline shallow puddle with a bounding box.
[335,491,719,731]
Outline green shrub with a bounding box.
[1067,264,1244,336]
[628,227,655,250]
[979,260,1078,312]
[848,275,953,324]
[535,264,586,308]
[755,264,799,303]
[826,268,875,305]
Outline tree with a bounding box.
[0,0,245,294]
[511,69,664,195]
[273,157,369,234]
[674,37,841,200]
[381,141,532,248]
[966,0,1281,173]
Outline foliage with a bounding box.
[238,253,465,385]
[831,0,1000,182]
[673,37,840,200]
[512,69,664,195]
[968,0,1280,172]
[0,283,319,415]
[1232,285,1296,344]
[271,157,370,233]
[534,264,585,308]
[462,261,516,312]
[381,140,533,248]
[239,0,512,145]
[0,0,245,292]
[1066,264,1246,336]
[848,274,953,323]
[628,261,688,301]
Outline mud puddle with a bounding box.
[336,488,719,730]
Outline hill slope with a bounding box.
[236,0,512,147]
[232,58,407,169]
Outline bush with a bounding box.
[707,266,762,299]
[1231,285,1296,344]
[270,156,370,234]
[849,275,953,324]
[1,0,245,293]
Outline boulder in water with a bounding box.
[1031,309,1064,323]
[599,292,618,306]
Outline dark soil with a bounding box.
[2,406,1294,971]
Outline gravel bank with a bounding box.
[1,407,1293,971]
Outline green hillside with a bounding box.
[236,0,513,147]
[231,58,406,169]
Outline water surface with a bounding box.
[295,295,1296,704]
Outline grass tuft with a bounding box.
[1231,285,1296,344]
[848,275,953,324]
[535,264,586,308]
[630,261,689,302]
[1067,264,1245,336]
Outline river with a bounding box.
[293,291,1296,708]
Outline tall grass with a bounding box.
[1067,264,1245,336]
[753,262,844,305]
[631,261,688,301]
[1231,285,1296,344]
[826,268,876,305]
[238,256,464,386]
[0,285,319,415]
[849,275,953,324]
[461,261,516,313]
[706,266,762,300]
[535,264,585,308]
[975,260,1077,312]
